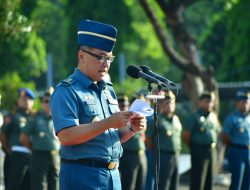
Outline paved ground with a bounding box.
[179,172,230,190]
[179,184,228,190]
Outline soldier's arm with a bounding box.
[145,135,153,150]
[20,133,32,149]
[182,130,191,146]
[221,115,232,146]
[0,131,11,154]
[0,114,13,154]
[220,132,230,146]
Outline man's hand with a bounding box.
[107,111,133,129]
[130,114,147,133]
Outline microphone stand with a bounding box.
[146,84,165,190]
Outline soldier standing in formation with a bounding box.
[221,90,250,190]
[20,88,60,190]
[146,90,182,190]
[0,88,35,190]
[119,94,147,190]
[183,91,221,190]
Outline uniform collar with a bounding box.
[197,108,210,117]
[73,68,107,90]
[235,109,249,117]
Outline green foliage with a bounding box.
[0,30,47,80]
[0,0,31,42]
[221,0,250,81]
[0,0,47,82]
[31,0,68,83]
[198,11,226,76]
[23,32,47,77]
[0,72,39,111]
[113,78,149,99]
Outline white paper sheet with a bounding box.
[129,99,154,117]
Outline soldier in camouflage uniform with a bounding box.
[183,91,221,190]
[20,87,60,190]
[0,88,35,190]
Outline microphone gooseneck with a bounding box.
[139,65,176,87]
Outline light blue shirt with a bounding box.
[50,68,122,161]
[223,109,250,145]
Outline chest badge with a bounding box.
[39,132,45,138]
[239,127,245,133]
[199,116,205,123]
[104,88,118,105]
[200,127,205,132]
[166,130,173,136]
[92,116,100,123]
[83,96,94,100]
[19,117,27,128]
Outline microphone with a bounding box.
[126,65,168,87]
[139,65,176,87]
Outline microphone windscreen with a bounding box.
[126,65,141,79]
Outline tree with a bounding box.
[0,0,47,80]
[138,0,224,110]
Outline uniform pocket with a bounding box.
[109,104,120,114]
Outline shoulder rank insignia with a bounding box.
[61,78,73,86]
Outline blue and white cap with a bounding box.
[18,88,35,100]
[236,89,250,100]
[77,20,117,52]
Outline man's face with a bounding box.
[41,95,51,114]
[18,96,34,111]
[199,98,214,112]
[236,99,250,113]
[158,99,176,114]
[78,48,113,82]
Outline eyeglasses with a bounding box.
[80,49,115,64]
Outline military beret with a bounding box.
[78,20,117,52]
[199,91,212,100]
[18,88,35,100]
[236,90,250,100]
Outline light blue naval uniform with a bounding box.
[50,68,122,190]
[223,109,250,190]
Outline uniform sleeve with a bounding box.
[184,113,196,132]
[1,114,14,136]
[222,115,233,135]
[50,85,79,133]
[145,115,154,137]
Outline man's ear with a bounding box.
[78,50,84,61]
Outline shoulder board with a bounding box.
[106,81,113,86]
[61,77,74,87]
[3,113,14,125]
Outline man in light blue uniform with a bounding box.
[221,90,250,190]
[50,20,147,190]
